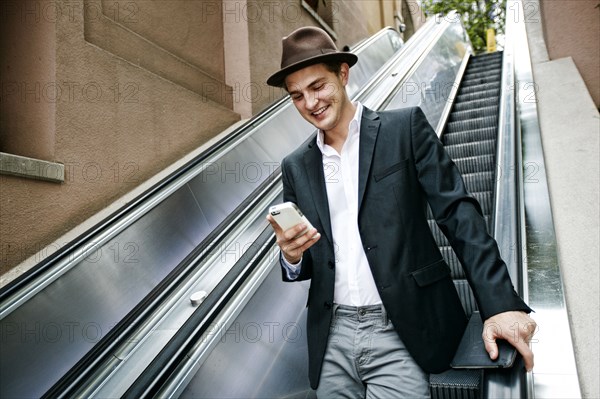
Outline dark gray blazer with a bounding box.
[280,106,531,389]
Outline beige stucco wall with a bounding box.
[540,0,600,107]
[0,0,56,160]
[0,0,240,274]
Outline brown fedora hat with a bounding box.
[266,26,358,87]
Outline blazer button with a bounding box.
[324,301,332,309]
[365,245,377,252]
[328,260,334,269]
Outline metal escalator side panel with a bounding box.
[0,186,208,398]
[382,20,472,128]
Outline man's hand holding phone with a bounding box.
[267,202,321,264]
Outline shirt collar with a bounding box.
[316,102,363,153]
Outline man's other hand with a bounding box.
[483,311,537,371]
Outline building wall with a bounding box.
[540,0,600,107]
[0,0,241,275]
[1,0,421,277]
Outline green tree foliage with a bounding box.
[421,0,506,53]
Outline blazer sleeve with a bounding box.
[280,156,313,282]
[409,107,532,320]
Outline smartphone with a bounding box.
[269,202,314,236]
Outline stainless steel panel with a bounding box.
[0,186,208,398]
[249,106,315,162]
[187,137,274,228]
[347,30,404,96]
[385,21,469,125]
[88,192,283,398]
[181,263,312,399]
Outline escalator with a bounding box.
[428,51,503,399]
[1,2,576,397]
[168,47,508,399]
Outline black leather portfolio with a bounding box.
[450,311,517,369]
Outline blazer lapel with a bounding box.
[303,139,334,246]
[358,107,381,211]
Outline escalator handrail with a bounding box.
[483,11,528,398]
[0,97,285,301]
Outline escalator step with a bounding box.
[429,51,502,399]
[427,220,450,247]
[449,105,499,122]
[444,139,496,159]
[452,154,496,175]
[454,279,478,316]
[430,369,483,399]
[462,172,495,193]
[458,81,500,96]
[456,88,500,103]
[470,191,493,217]
[468,52,502,64]
[452,97,499,112]
[443,127,497,146]
[463,62,501,75]
[446,116,498,133]
[460,73,501,88]
[468,53,502,64]
[467,54,501,65]
[465,57,501,68]
[463,64,501,77]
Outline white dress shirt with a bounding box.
[283,102,382,306]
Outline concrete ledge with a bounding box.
[0,152,64,183]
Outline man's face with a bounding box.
[284,63,350,133]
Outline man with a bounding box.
[265,26,535,398]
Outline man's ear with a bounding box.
[340,63,350,85]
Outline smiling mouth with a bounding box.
[312,105,328,116]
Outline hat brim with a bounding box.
[266,52,358,88]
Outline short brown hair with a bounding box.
[323,61,343,76]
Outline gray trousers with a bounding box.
[316,304,430,399]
